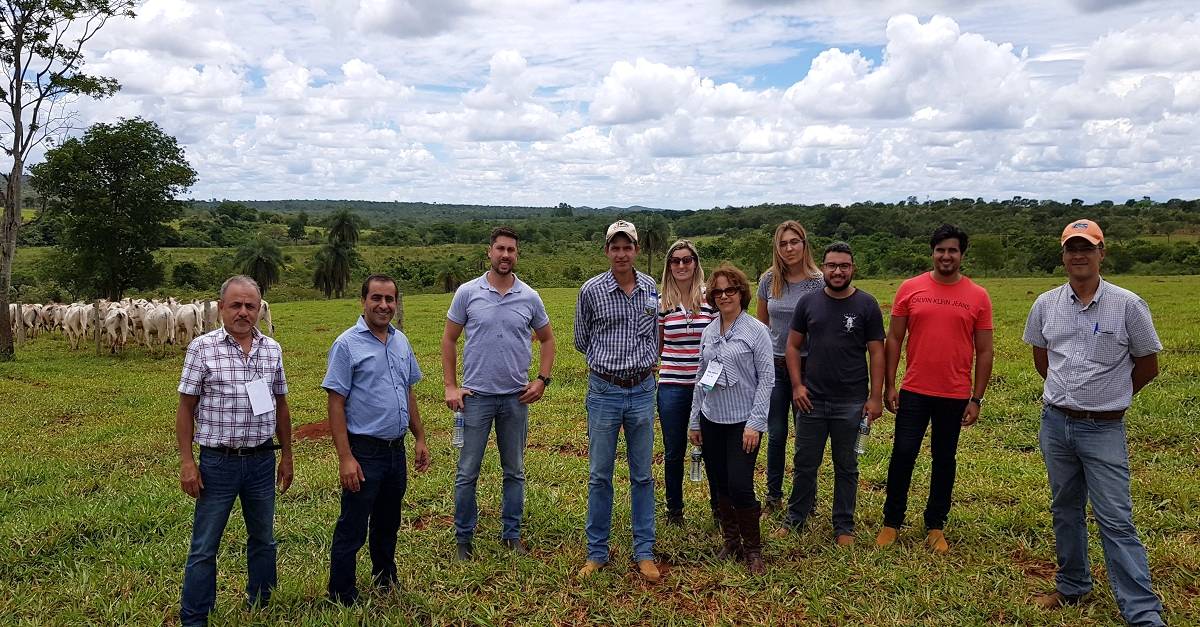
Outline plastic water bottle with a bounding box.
[854,415,871,456]
[689,446,704,482]
[452,411,465,448]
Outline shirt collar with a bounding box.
[355,315,395,337]
[1067,277,1107,306]
[217,324,261,346]
[478,272,523,294]
[604,270,645,294]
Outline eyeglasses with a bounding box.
[1063,244,1100,254]
[821,262,853,271]
[779,238,805,250]
[668,255,696,266]
[711,286,740,299]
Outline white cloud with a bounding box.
[353,0,474,38]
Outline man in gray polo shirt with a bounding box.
[442,226,555,561]
[1023,219,1164,627]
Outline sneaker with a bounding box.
[501,538,529,555]
[456,542,473,561]
[637,559,661,583]
[577,560,604,578]
[836,534,855,547]
[875,526,899,548]
[1032,590,1083,610]
[665,510,684,526]
[926,529,949,554]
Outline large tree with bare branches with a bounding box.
[0,0,134,360]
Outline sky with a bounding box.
[41,0,1200,208]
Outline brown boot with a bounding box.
[737,504,765,574]
[716,497,741,560]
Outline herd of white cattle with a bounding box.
[8,298,274,354]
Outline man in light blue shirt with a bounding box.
[323,274,430,605]
[442,226,555,561]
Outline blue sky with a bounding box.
[39,0,1200,208]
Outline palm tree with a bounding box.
[234,235,283,294]
[312,241,359,298]
[640,215,670,277]
[326,209,359,246]
[436,259,468,293]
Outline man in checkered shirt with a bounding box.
[175,276,293,627]
[1024,220,1164,627]
[573,220,662,583]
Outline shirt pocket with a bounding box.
[1089,331,1129,365]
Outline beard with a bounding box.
[491,260,514,275]
[826,276,853,292]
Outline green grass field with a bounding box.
[1,276,1197,625]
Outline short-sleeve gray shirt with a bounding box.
[1022,279,1162,412]
[757,270,824,356]
[448,272,551,395]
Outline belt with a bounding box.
[591,368,654,388]
[773,356,804,370]
[1050,404,1125,421]
[349,433,406,448]
[202,441,280,456]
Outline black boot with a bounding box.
[716,497,741,560]
[737,504,765,574]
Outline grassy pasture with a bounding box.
[1,276,1197,625]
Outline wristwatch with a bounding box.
[537,375,553,387]
[969,396,984,406]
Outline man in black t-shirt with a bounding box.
[776,242,885,545]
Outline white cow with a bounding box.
[102,306,131,354]
[259,300,275,336]
[175,303,203,346]
[63,305,89,349]
[143,304,176,351]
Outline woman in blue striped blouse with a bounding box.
[688,263,775,573]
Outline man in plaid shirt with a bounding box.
[175,276,293,627]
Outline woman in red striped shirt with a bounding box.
[657,240,717,525]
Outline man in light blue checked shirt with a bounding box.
[1025,219,1165,627]
[574,220,662,583]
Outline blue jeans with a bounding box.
[585,372,656,563]
[454,392,528,542]
[657,383,701,515]
[328,434,408,605]
[180,447,277,627]
[1039,405,1164,627]
[765,364,796,501]
[786,399,862,536]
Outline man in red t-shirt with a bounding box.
[874,224,994,554]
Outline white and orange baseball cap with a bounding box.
[1060,219,1104,246]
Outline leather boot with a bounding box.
[737,504,765,574]
[716,497,741,560]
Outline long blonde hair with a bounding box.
[660,239,705,312]
[763,220,821,298]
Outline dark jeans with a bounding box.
[785,399,862,536]
[657,383,717,515]
[882,389,968,530]
[328,434,408,605]
[700,415,760,509]
[180,447,277,627]
[765,364,796,501]
[454,392,528,543]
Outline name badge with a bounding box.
[245,377,274,416]
[699,361,724,391]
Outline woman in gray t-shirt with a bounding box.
[754,220,824,511]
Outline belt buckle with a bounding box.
[233,446,254,456]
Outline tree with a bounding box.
[312,241,358,298]
[326,209,359,246]
[435,259,468,293]
[639,215,670,277]
[0,0,136,360]
[29,117,196,300]
[234,234,283,294]
[172,261,207,289]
